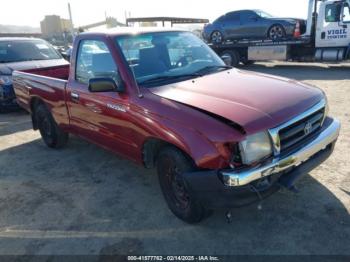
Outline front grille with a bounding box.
[279,107,325,152]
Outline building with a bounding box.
[40,15,72,39]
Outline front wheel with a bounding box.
[211,31,223,44]
[268,25,286,40]
[157,146,210,223]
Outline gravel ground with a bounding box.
[0,61,349,256]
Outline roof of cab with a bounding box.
[80,27,189,37]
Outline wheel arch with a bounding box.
[30,96,47,130]
[142,137,196,169]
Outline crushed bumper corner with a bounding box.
[183,118,339,209]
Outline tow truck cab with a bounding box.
[315,0,350,59]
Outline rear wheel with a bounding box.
[35,104,68,149]
[157,146,210,223]
[211,31,223,44]
[268,25,286,40]
[221,50,240,67]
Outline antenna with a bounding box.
[134,75,144,98]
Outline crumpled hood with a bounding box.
[149,69,324,134]
[0,59,68,75]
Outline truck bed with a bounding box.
[13,64,70,127]
[22,64,70,80]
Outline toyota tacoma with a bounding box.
[13,28,340,223]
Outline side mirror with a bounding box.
[249,16,259,22]
[88,78,125,93]
[339,21,348,28]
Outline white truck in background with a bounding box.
[210,0,350,66]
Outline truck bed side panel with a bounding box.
[22,64,70,80]
[13,71,70,129]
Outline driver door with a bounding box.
[238,11,264,38]
[221,12,241,39]
[66,39,136,159]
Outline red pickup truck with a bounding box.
[13,28,340,223]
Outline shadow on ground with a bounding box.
[0,110,31,136]
[0,136,349,255]
[242,63,350,81]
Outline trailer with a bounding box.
[209,0,350,66]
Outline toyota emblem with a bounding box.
[304,122,312,135]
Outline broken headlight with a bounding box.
[239,131,272,165]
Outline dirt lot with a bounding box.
[0,62,349,256]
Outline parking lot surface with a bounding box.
[0,62,349,256]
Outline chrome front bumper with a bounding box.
[221,118,341,187]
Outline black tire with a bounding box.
[210,30,223,44]
[35,104,68,149]
[221,50,240,67]
[157,146,210,223]
[268,24,286,40]
[242,60,255,66]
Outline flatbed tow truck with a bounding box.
[209,0,350,66]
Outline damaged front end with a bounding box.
[182,116,340,209]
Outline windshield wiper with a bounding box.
[139,74,202,85]
[194,65,232,75]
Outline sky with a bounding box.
[1,0,310,28]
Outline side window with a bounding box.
[343,4,350,23]
[76,40,119,85]
[215,16,225,23]
[241,11,257,23]
[224,12,240,22]
[325,4,342,22]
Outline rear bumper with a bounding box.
[183,117,340,209]
[0,85,18,109]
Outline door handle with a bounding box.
[71,92,79,102]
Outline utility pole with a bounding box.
[68,3,75,38]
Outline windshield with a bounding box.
[255,10,274,18]
[0,40,62,63]
[116,31,227,87]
